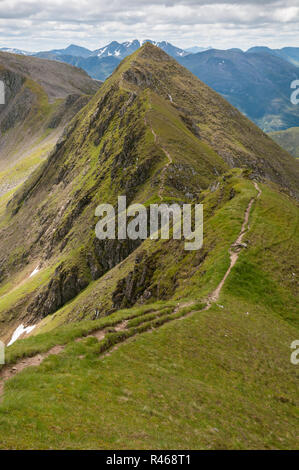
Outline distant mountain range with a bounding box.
[91,39,189,59]
[2,41,298,65]
[0,43,299,449]
[185,46,212,53]
[36,44,93,58]
[0,47,33,55]
[27,39,189,61]
[269,127,299,158]
[247,46,299,67]
[177,48,299,132]
[1,41,298,132]
[13,40,189,82]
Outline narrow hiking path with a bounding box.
[0,182,261,398]
[144,115,173,201]
[207,181,261,305]
[0,321,130,399]
[0,345,64,397]
[158,147,173,201]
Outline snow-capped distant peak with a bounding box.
[91,39,189,60]
[123,40,140,47]
[0,47,33,55]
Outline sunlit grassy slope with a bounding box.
[0,44,298,450]
[0,174,298,450]
[0,43,298,342]
[0,298,297,450]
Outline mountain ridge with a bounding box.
[17,41,299,133]
[0,44,298,449]
[34,39,190,61]
[178,48,299,132]
[247,46,299,67]
[0,42,298,343]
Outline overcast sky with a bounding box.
[0,0,298,52]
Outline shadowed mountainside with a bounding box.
[0,51,100,197]
[247,46,299,67]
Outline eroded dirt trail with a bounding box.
[0,321,129,398]
[0,182,261,398]
[144,115,172,201]
[208,181,261,305]
[0,345,64,397]
[158,148,173,201]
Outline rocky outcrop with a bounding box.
[27,264,89,320]
[90,238,141,281]
[48,94,90,129]
[112,251,157,309]
[0,69,32,133]
[123,67,154,88]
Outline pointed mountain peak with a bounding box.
[132,41,174,63]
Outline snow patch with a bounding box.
[7,324,36,346]
[29,266,39,278]
[97,47,107,57]
[124,40,136,47]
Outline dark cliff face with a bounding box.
[0,69,32,133]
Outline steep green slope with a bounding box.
[0,51,100,197]
[0,43,298,343]
[269,127,299,158]
[0,175,298,450]
[0,44,298,450]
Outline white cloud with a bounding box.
[0,1,298,51]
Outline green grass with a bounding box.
[223,183,299,325]
[0,44,298,450]
[1,170,297,450]
[0,297,297,450]
[2,302,176,364]
[0,142,52,187]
